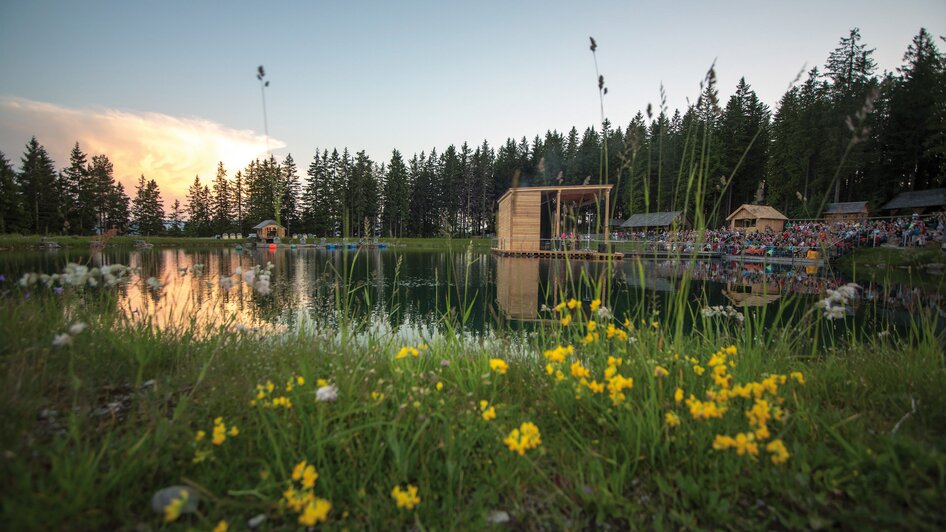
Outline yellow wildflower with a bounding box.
[543,345,568,363]
[555,370,565,382]
[213,520,229,532]
[570,360,590,379]
[587,320,597,332]
[665,411,681,427]
[489,358,508,375]
[435,382,444,391]
[503,422,542,455]
[560,314,571,327]
[292,460,307,481]
[302,464,318,489]
[371,391,384,401]
[607,356,623,367]
[481,406,496,421]
[567,298,579,309]
[654,365,669,378]
[692,365,705,376]
[725,345,737,356]
[766,439,790,464]
[317,378,329,387]
[195,430,206,442]
[212,420,227,446]
[790,371,806,385]
[586,380,604,394]
[163,489,188,522]
[265,381,275,393]
[299,498,331,526]
[391,484,421,510]
[228,425,239,437]
[396,346,420,359]
[554,301,567,313]
[296,375,305,386]
[590,298,601,312]
[674,387,684,402]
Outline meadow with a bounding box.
[1,260,944,530]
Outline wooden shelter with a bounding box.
[880,188,946,215]
[252,219,286,241]
[620,210,686,230]
[823,201,869,222]
[726,204,787,232]
[494,185,612,255]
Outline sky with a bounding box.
[1,0,944,206]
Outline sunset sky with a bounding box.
[1,0,944,205]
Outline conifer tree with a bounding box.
[0,151,25,233]
[211,162,232,235]
[17,137,60,234]
[280,154,300,235]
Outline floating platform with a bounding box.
[723,254,825,267]
[621,250,722,260]
[491,248,624,261]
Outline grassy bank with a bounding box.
[0,234,236,251]
[0,234,492,252]
[1,280,944,529]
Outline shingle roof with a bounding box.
[252,219,281,229]
[824,201,869,215]
[726,204,788,221]
[881,188,946,210]
[620,211,684,228]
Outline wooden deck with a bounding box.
[621,250,722,260]
[723,254,825,267]
[491,248,624,261]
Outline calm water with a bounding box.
[2,247,943,339]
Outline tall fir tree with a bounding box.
[211,162,233,235]
[17,137,60,234]
[0,151,25,233]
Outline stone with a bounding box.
[150,486,198,515]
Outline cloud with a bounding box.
[0,96,284,205]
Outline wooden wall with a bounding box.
[497,190,542,251]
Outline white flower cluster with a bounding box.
[233,262,276,296]
[315,384,338,402]
[816,283,861,320]
[20,263,135,290]
[52,321,88,347]
[700,305,745,323]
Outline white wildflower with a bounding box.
[254,278,271,295]
[52,333,72,347]
[219,277,234,291]
[596,306,613,320]
[316,385,338,402]
[68,322,87,335]
[146,277,163,291]
[487,510,510,524]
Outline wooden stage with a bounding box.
[491,248,624,261]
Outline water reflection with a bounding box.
[4,248,944,336]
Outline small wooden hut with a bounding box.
[880,188,946,215]
[620,211,686,231]
[823,201,869,222]
[253,219,286,241]
[495,185,612,253]
[726,204,787,232]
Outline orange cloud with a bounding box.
[0,96,284,206]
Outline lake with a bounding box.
[3,246,943,340]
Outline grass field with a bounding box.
[1,266,944,530]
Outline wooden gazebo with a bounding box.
[824,202,869,223]
[493,185,619,259]
[726,204,787,233]
[253,219,286,242]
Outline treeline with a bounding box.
[1,28,943,237]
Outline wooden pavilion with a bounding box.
[252,219,286,242]
[493,185,620,260]
[823,201,869,223]
[880,188,946,215]
[726,204,788,233]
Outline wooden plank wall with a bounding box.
[508,190,541,251]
